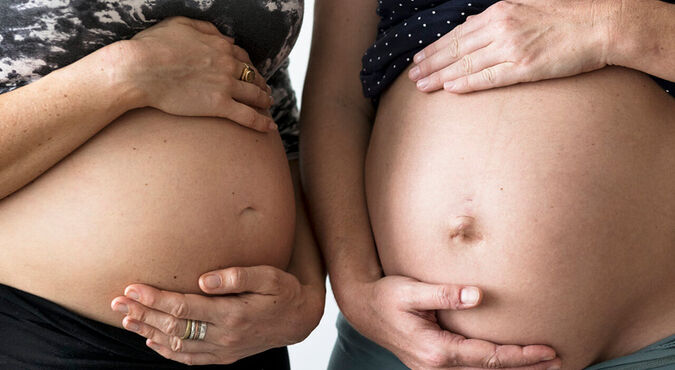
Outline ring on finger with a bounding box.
[239,63,256,83]
[197,321,208,341]
[181,319,193,340]
[181,319,208,341]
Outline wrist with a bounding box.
[604,0,651,68]
[96,40,149,112]
[329,275,376,319]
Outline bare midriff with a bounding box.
[366,66,675,369]
[0,108,296,328]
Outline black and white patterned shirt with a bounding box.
[0,0,303,156]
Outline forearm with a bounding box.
[0,41,141,199]
[299,0,382,311]
[608,0,675,81]
[299,103,381,296]
[287,159,326,290]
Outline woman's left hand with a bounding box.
[110,266,325,365]
[409,0,616,93]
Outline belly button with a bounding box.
[448,216,483,243]
[239,206,256,216]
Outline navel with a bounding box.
[448,215,483,244]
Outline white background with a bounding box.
[286,1,342,369]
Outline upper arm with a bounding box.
[301,0,380,121]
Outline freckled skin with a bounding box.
[0,1,304,154]
[366,65,675,369]
[0,6,305,328]
[0,108,296,328]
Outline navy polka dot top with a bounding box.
[361,0,675,100]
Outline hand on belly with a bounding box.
[366,65,675,369]
[0,108,296,327]
[109,264,324,366]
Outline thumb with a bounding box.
[199,265,285,295]
[404,281,482,311]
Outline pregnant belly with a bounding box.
[0,108,295,327]
[366,66,675,369]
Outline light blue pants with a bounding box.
[328,313,675,370]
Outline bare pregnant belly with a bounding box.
[0,108,295,327]
[366,66,675,369]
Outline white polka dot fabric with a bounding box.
[360,0,675,100]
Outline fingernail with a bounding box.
[202,274,221,289]
[126,290,140,300]
[268,121,278,131]
[414,51,425,63]
[444,81,455,91]
[266,84,272,93]
[269,95,274,105]
[543,354,556,361]
[113,303,129,314]
[147,340,160,350]
[416,78,429,89]
[125,321,140,332]
[409,66,421,80]
[460,287,479,305]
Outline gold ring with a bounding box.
[239,63,255,83]
[181,319,193,340]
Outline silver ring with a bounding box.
[197,321,208,341]
[188,319,198,340]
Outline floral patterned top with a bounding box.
[0,0,303,156]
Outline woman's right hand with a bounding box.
[340,275,562,370]
[118,16,276,132]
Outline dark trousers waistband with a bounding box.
[0,284,289,369]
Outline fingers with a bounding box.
[202,35,270,96]
[232,59,269,94]
[442,333,560,368]
[410,29,493,83]
[121,315,222,355]
[231,79,273,109]
[444,62,519,93]
[231,44,251,63]
[185,18,233,43]
[416,45,503,92]
[112,296,217,341]
[147,339,221,366]
[413,13,488,64]
[219,100,276,132]
[400,281,482,311]
[199,266,291,295]
[121,284,217,322]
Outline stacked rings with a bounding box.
[181,319,208,341]
[239,63,255,83]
